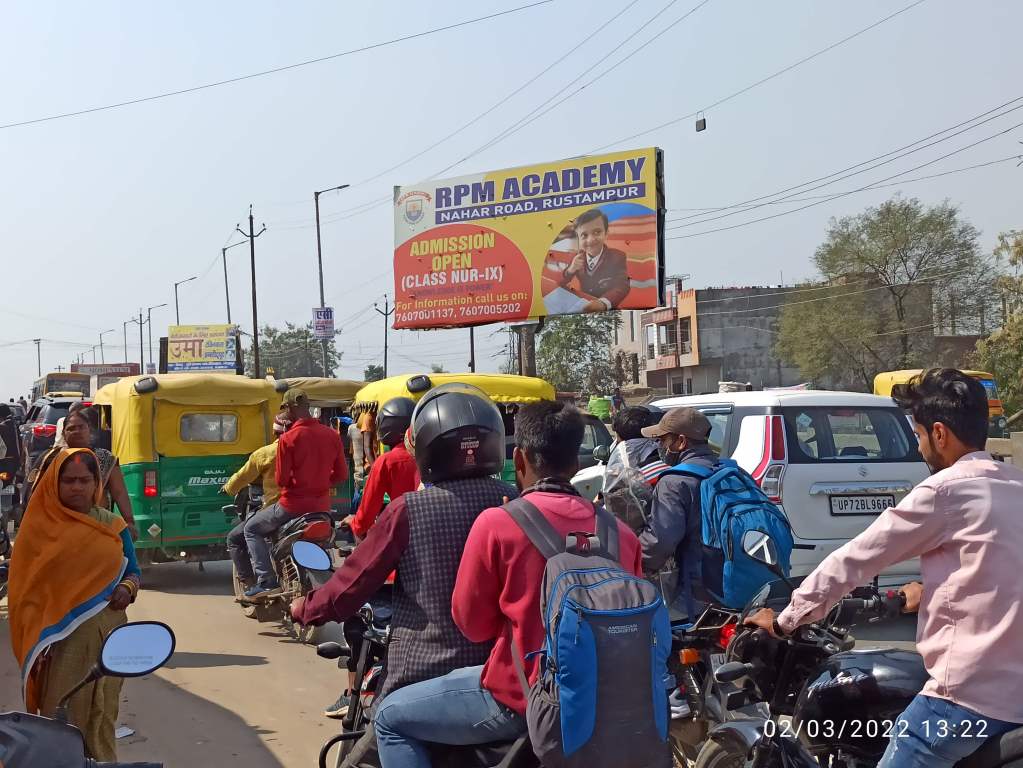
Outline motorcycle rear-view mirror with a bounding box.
[592,444,610,464]
[292,540,333,571]
[100,621,176,677]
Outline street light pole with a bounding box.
[221,240,247,324]
[146,303,168,371]
[314,184,349,376]
[173,276,198,325]
[99,329,115,364]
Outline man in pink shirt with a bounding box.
[748,368,1023,767]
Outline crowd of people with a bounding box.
[3,368,1022,767]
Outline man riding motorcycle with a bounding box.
[232,388,347,599]
[747,368,1023,768]
[290,383,516,767]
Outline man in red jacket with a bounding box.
[241,388,347,599]
[373,400,643,766]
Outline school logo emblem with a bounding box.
[397,190,431,227]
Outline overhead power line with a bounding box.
[666,96,1023,227]
[301,0,929,229]
[0,1,553,131]
[590,0,929,153]
[667,118,1023,239]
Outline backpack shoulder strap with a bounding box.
[662,461,716,480]
[594,504,621,563]
[503,497,563,561]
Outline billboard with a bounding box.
[167,324,238,373]
[393,147,664,329]
[312,307,335,340]
[70,363,141,376]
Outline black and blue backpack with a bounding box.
[504,498,672,768]
[662,458,793,609]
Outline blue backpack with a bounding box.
[662,458,793,609]
[504,498,672,768]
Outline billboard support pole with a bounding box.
[469,327,476,373]
[374,296,394,378]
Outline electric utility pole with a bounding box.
[374,296,395,378]
[236,206,267,378]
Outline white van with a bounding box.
[573,391,929,585]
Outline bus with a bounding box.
[31,372,90,401]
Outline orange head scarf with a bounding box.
[8,448,127,711]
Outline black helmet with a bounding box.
[412,383,505,483]
[377,397,416,447]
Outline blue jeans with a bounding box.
[879,694,1020,768]
[374,665,526,768]
[232,502,291,587]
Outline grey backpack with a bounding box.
[504,498,672,768]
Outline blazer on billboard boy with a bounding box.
[560,208,630,312]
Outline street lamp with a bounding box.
[221,241,248,324]
[99,328,115,363]
[314,184,350,375]
[173,276,198,325]
[146,303,168,372]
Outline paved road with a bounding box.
[1,560,346,768]
[0,559,919,767]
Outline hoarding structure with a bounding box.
[166,324,239,373]
[393,148,664,330]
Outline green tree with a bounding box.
[363,364,385,382]
[245,322,339,378]
[429,363,447,373]
[536,313,620,392]
[972,229,1023,417]
[777,197,995,389]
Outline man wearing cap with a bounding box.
[639,407,718,618]
[240,388,348,599]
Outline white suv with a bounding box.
[573,391,929,584]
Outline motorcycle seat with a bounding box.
[957,725,1023,768]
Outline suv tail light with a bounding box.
[32,424,57,438]
[769,415,786,461]
[760,464,784,503]
[143,470,158,498]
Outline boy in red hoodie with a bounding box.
[373,401,643,766]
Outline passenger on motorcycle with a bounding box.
[234,388,347,599]
[371,400,644,768]
[291,383,515,766]
[343,397,420,540]
[224,413,290,583]
[746,368,1023,768]
[637,407,718,618]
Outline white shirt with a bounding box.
[585,246,605,273]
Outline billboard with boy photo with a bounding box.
[392,147,664,329]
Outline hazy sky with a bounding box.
[2,0,1020,397]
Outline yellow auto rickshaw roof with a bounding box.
[94,373,277,406]
[277,377,364,406]
[353,372,555,412]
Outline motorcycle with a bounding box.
[0,620,176,768]
[224,485,336,642]
[293,540,535,768]
[690,530,1023,768]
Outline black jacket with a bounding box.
[638,444,718,612]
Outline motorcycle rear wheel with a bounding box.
[694,740,747,768]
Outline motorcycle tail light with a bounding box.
[718,623,737,649]
[678,648,700,665]
[301,520,333,542]
[143,470,158,498]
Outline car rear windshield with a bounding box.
[41,404,71,424]
[782,406,921,464]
